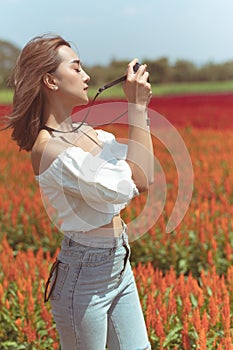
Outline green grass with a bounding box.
[1,80,233,104]
[89,80,233,98]
[0,89,13,104]
[151,80,233,96]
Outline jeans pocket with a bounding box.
[50,261,69,301]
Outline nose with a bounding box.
[82,69,90,83]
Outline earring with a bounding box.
[53,86,58,91]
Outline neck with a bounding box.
[43,115,74,132]
[43,96,74,131]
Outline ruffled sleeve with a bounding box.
[37,135,139,207]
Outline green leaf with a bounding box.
[190,293,198,307]
[177,295,182,306]
[178,259,188,272]
[207,286,213,296]
[163,325,183,347]
[1,341,21,348]
[37,329,50,338]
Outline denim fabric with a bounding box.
[62,220,132,249]
[48,230,151,350]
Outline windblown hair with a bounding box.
[4,34,71,151]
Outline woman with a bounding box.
[6,34,154,350]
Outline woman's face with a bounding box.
[51,45,90,107]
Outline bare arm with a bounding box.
[123,59,154,192]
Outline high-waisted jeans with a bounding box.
[46,227,151,350]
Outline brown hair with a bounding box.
[4,34,71,151]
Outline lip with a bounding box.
[84,86,88,91]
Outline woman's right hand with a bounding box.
[123,59,152,107]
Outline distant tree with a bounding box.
[86,59,129,87]
[146,57,171,83]
[197,62,218,81]
[0,39,20,88]
[2,39,233,89]
[85,65,106,87]
[198,61,233,81]
[107,59,129,81]
[221,61,233,80]
[171,59,198,82]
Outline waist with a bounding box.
[63,217,128,248]
[59,210,125,232]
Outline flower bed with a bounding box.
[0,94,232,349]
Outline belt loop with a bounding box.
[111,246,116,253]
[65,233,74,247]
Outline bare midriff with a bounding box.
[84,214,124,238]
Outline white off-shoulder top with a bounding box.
[35,129,139,232]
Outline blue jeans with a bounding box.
[47,229,151,350]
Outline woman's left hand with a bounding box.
[123,59,152,107]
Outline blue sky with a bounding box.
[0,0,233,66]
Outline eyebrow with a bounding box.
[69,59,81,65]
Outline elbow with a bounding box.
[127,161,154,193]
[137,185,148,193]
[136,177,154,193]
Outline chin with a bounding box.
[82,97,89,105]
[79,94,89,105]
[72,97,89,108]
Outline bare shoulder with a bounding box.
[31,124,102,176]
[31,130,69,175]
[31,131,51,176]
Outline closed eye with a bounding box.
[70,59,82,73]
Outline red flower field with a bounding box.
[1,93,233,129]
[150,93,233,130]
[0,93,232,349]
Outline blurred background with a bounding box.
[0,2,233,348]
[1,0,233,100]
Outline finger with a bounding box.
[136,64,150,81]
[128,58,139,68]
[142,71,150,82]
[127,58,139,75]
[134,64,146,77]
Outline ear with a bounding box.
[42,73,58,91]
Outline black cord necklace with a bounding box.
[42,122,104,149]
[41,90,101,134]
[41,62,148,137]
[41,75,127,142]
